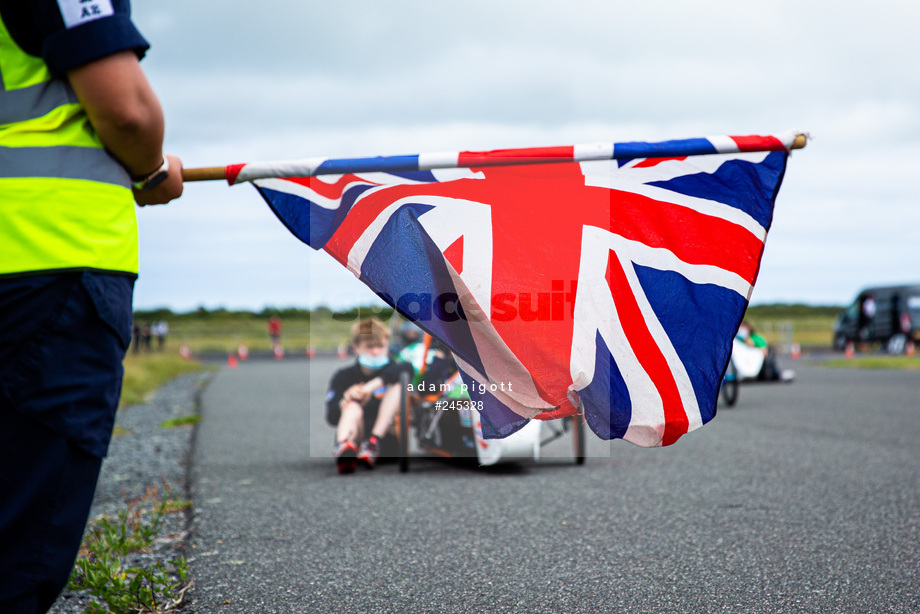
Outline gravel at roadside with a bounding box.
[49,370,212,614]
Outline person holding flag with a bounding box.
[0,1,182,611]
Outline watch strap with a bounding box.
[131,158,170,191]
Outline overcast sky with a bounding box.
[128,1,920,311]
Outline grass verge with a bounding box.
[160,415,201,429]
[120,353,211,408]
[63,355,207,611]
[819,355,920,370]
[66,482,192,613]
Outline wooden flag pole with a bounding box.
[182,166,227,182]
[181,133,809,183]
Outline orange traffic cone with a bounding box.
[844,340,855,359]
[790,343,801,360]
[337,345,348,360]
[273,345,284,360]
[227,354,238,368]
[238,344,249,361]
[906,340,916,357]
[306,346,316,359]
[179,345,191,360]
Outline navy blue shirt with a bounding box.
[0,0,149,74]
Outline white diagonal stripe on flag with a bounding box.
[581,167,767,242]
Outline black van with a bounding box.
[833,284,920,353]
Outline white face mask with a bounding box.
[357,353,389,370]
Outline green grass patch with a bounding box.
[744,304,842,349]
[120,353,210,408]
[66,482,191,613]
[111,425,131,437]
[134,306,394,354]
[745,303,843,319]
[161,312,360,353]
[819,355,920,370]
[159,415,200,429]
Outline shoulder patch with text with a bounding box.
[57,0,115,29]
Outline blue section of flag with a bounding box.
[649,151,787,229]
[388,170,439,183]
[315,155,420,176]
[613,138,717,163]
[257,185,330,248]
[580,332,632,441]
[358,203,487,378]
[457,367,530,438]
[257,182,375,248]
[634,265,745,425]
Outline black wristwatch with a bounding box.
[131,158,170,191]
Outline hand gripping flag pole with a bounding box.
[182,131,808,183]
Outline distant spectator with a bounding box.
[141,321,152,351]
[132,322,141,354]
[152,320,169,351]
[267,315,283,349]
[858,294,876,344]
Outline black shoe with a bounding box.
[357,436,380,469]
[334,440,358,474]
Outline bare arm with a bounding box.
[341,377,386,405]
[67,50,182,205]
[360,377,385,396]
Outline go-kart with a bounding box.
[392,336,585,472]
[720,337,795,408]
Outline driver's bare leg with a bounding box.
[337,402,364,445]
[370,384,401,439]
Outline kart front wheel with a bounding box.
[721,361,739,407]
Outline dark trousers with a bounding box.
[0,406,102,614]
[0,272,133,613]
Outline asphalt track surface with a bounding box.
[187,357,919,613]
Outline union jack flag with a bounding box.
[244,133,797,446]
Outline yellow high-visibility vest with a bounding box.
[0,14,138,277]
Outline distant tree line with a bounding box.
[745,303,843,319]
[132,305,396,322]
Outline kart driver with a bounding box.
[325,318,412,473]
